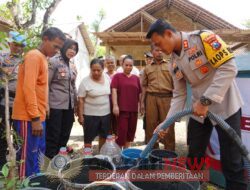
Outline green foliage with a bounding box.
[2,165,9,178]
[244,19,250,28]
[22,25,43,51]
[90,8,106,57]
[0,3,12,21]
[0,164,19,189]
[95,46,106,58]
[0,32,8,51]
[76,15,83,21]
[0,0,59,51]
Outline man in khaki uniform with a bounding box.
[141,44,175,150]
[146,19,247,190]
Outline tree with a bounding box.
[0,0,63,50]
[90,8,106,57]
[2,0,62,32]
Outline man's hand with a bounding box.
[153,122,169,140]
[140,103,145,115]
[153,122,163,134]
[78,115,84,125]
[74,105,78,117]
[31,120,43,136]
[46,106,50,119]
[113,105,119,117]
[193,100,208,117]
[158,129,168,140]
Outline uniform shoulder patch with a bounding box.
[200,31,234,68]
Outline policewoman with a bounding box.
[147,19,247,190]
[0,31,26,168]
[45,39,78,159]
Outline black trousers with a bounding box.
[187,109,247,190]
[45,108,74,159]
[0,105,13,168]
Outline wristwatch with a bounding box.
[200,96,212,106]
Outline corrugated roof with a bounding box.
[104,0,238,32]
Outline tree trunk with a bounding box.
[5,78,16,189]
[42,0,62,32]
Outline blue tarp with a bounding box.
[236,52,250,72]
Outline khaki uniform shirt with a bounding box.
[48,55,77,109]
[0,52,22,107]
[167,31,243,123]
[142,60,173,94]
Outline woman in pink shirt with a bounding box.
[111,55,142,148]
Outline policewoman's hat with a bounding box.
[7,31,27,47]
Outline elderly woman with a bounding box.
[105,55,117,80]
[45,39,78,159]
[78,58,111,149]
[111,55,142,149]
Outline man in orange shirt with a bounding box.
[12,27,65,177]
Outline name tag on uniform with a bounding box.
[57,67,68,79]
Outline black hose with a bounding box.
[140,108,250,164]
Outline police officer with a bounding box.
[146,19,247,190]
[45,39,78,159]
[0,31,26,168]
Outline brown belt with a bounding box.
[147,92,173,97]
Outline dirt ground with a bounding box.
[68,118,224,190]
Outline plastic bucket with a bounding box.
[121,148,142,165]
[21,173,61,190]
[149,149,178,163]
[60,157,115,190]
[149,149,186,168]
[126,163,200,190]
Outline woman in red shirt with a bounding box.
[111,55,142,148]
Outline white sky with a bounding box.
[1,0,250,32]
[51,0,250,32]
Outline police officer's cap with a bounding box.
[144,52,153,58]
[7,31,27,47]
[146,18,176,39]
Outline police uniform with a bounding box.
[0,52,22,167]
[168,30,246,189]
[45,54,77,159]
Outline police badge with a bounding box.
[203,34,221,50]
